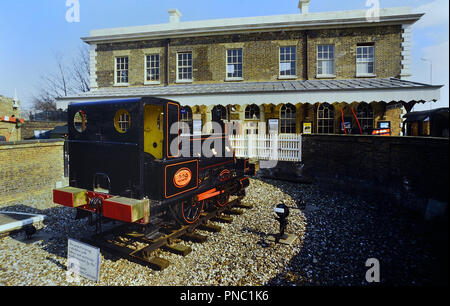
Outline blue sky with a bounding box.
[0,0,448,111]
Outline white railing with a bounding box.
[229,134,302,162]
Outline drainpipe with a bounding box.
[164,38,170,86]
[304,30,309,80]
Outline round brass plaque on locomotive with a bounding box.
[173,168,193,188]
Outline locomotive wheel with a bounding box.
[216,193,230,208]
[174,199,204,225]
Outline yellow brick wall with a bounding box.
[21,121,66,140]
[94,25,403,87]
[0,140,66,206]
[306,25,403,79]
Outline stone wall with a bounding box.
[94,25,403,88]
[301,135,449,213]
[0,140,67,206]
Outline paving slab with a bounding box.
[0,212,46,235]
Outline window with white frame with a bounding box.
[226,49,243,79]
[145,54,160,83]
[279,46,297,77]
[115,57,129,84]
[317,103,335,134]
[177,52,193,82]
[356,44,375,76]
[317,45,335,77]
[280,104,296,134]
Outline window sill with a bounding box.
[278,76,298,80]
[114,83,129,87]
[316,75,336,79]
[175,80,193,84]
[356,74,377,78]
[144,81,161,85]
[225,77,244,82]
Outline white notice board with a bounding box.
[67,238,101,283]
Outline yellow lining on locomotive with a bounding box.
[144,104,164,159]
[114,109,132,134]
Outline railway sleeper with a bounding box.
[211,215,234,224]
[197,222,222,233]
[234,202,254,209]
[135,252,170,271]
[180,232,208,243]
[162,243,192,257]
[223,208,245,216]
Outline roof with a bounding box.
[83,7,423,43]
[61,78,440,99]
[57,78,442,108]
[403,107,449,122]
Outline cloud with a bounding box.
[413,0,449,28]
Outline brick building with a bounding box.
[0,95,21,142]
[58,1,442,136]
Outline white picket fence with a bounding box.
[229,134,302,162]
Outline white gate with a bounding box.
[229,134,302,162]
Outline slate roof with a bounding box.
[62,78,439,100]
[83,7,422,43]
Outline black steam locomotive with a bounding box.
[53,97,251,229]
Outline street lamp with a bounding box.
[421,57,433,111]
[421,57,432,84]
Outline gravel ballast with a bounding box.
[0,178,444,286]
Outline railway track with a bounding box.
[82,197,253,270]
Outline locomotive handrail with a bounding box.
[67,140,139,146]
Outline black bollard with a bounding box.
[274,203,290,243]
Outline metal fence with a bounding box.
[229,134,302,162]
[28,111,67,122]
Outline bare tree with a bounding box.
[31,90,58,112]
[71,44,91,94]
[32,44,90,111]
[72,45,91,93]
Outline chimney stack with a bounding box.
[298,0,311,14]
[168,9,182,23]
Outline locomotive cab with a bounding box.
[67,98,185,197]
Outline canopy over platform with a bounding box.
[57,78,442,110]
